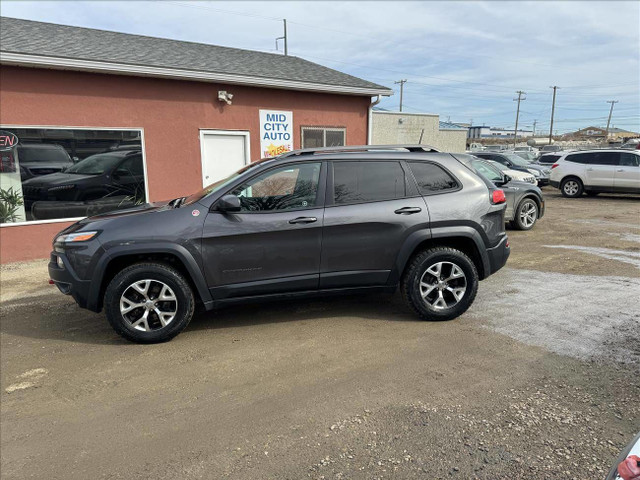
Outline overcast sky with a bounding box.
[3,1,639,133]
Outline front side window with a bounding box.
[301,127,346,148]
[231,162,321,212]
[333,161,406,205]
[0,127,144,224]
[409,162,459,193]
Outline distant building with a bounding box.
[567,126,639,140]
[371,110,468,152]
[467,125,533,139]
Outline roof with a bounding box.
[439,121,468,131]
[0,17,392,97]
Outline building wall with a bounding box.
[0,66,371,263]
[371,112,467,152]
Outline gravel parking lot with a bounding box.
[1,188,639,480]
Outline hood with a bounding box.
[77,200,173,226]
[22,171,97,186]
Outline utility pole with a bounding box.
[276,19,288,55]
[532,119,537,137]
[548,86,559,145]
[395,79,407,112]
[513,90,526,147]
[604,100,618,141]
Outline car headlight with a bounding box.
[527,176,536,183]
[527,168,540,176]
[48,184,75,192]
[543,169,551,175]
[55,231,99,243]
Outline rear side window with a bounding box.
[620,153,640,167]
[538,154,560,164]
[409,162,459,193]
[333,161,406,205]
[566,152,620,165]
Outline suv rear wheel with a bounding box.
[401,247,479,321]
[560,177,584,198]
[513,198,538,230]
[104,263,195,343]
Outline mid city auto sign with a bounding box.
[259,110,293,158]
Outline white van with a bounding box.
[549,149,640,197]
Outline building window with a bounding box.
[0,127,146,225]
[301,127,346,148]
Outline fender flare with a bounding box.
[86,242,213,312]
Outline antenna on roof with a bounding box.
[275,19,288,55]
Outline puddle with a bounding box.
[543,245,640,269]
[470,268,640,367]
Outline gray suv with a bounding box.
[48,145,510,343]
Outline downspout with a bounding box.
[367,95,382,145]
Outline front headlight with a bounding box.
[48,184,75,192]
[527,168,540,176]
[56,231,99,243]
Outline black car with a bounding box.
[17,143,74,180]
[473,151,550,186]
[48,144,510,343]
[22,150,145,216]
[457,154,545,230]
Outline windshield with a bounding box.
[471,159,502,182]
[487,160,509,172]
[66,153,122,175]
[17,145,69,163]
[503,153,531,166]
[184,157,275,205]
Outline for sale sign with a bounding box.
[259,110,293,158]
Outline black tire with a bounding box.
[513,198,538,230]
[560,177,584,198]
[104,263,195,343]
[401,247,479,322]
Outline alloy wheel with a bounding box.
[519,201,537,228]
[419,261,467,310]
[120,279,178,332]
[564,180,579,196]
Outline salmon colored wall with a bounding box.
[0,66,372,263]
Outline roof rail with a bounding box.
[279,144,440,158]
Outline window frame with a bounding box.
[324,159,419,208]
[301,126,347,149]
[0,125,148,228]
[217,160,327,214]
[406,160,463,197]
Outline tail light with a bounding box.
[551,163,559,169]
[491,189,506,204]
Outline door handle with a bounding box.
[394,207,422,215]
[289,216,317,224]
[616,168,624,172]
[586,168,594,171]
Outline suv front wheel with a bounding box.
[104,263,195,343]
[401,247,479,321]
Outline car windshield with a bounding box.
[17,145,69,163]
[66,153,123,175]
[471,159,502,182]
[183,157,275,205]
[487,160,509,172]
[503,153,531,166]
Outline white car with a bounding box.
[485,160,537,185]
[549,149,640,197]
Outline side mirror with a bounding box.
[216,194,241,212]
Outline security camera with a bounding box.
[218,90,233,105]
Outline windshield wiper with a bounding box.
[169,197,186,208]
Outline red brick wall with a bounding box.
[0,66,371,263]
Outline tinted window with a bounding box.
[538,154,560,164]
[66,153,123,175]
[333,161,406,204]
[17,145,70,163]
[232,162,321,212]
[620,153,640,167]
[115,156,143,176]
[409,162,459,193]
[566,152,620,165]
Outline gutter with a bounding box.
[367,95,383,144]
[0,52,394,97]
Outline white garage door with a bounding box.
[199,130,250,187]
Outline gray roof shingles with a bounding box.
[0,17,391,94]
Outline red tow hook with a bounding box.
[49,280,55,285]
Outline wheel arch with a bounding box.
[88,244,213,313]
